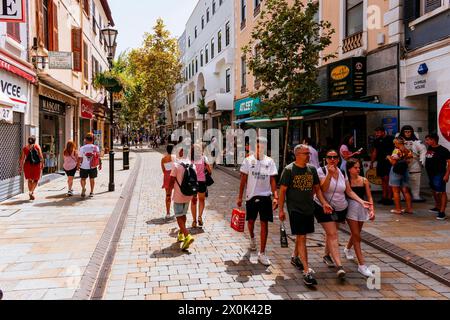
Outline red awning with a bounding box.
[0,58,37,84]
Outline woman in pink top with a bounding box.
[63,141,79,196]
[191,144,212,228]
[161,144,175,219]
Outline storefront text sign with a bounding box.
[406,75,437,97]
[48,52,73,70]
[234,97,260,117]
[328,57,367,100]
[439,99,450,143]
[81,99,94,119]
[0,0,25,22]
[0,70,28,113]
[39,96,66,116]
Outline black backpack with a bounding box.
[177,163,199,196]
[27,146,41,165]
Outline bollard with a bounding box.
[123,145,130,170]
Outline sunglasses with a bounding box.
[327,156,339,160]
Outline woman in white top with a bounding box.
[313,150,372,279]
[339,135,362,172]
[161,144,176,219]
[63,141,79,196]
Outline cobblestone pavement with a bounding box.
[0,153,136,300]
[103,152,450,300]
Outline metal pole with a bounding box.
[108,61,115,192]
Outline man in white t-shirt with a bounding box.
[77,133,102,198]
[237,136,279,267]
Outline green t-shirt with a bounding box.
[280,163,320,216]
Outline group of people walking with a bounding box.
[19,133,102,200]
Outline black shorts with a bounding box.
[246,196,274,222]
[197,181,207,194]
[65,167,77,177]
[288,211,315,236]
[80,168,98,179]
[314,202,347,223]
[376,159,391,177]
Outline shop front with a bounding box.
[39,96,66,174]
[0,69,31,201]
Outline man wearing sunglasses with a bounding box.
[279,144,333,286]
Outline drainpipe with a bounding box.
[397,42,401,132]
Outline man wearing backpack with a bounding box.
[237,136,278,267]
[168,147,198,251]
[78,133,102,198]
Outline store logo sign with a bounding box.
[331,65,350,81]
[0,0,26,22]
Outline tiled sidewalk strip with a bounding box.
[73,153,142,300]
[339,225,450,287]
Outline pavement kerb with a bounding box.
[72,153,142,300]
[216,165,450,288]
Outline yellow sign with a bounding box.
[331,65,350,81]
[366,168,382,186]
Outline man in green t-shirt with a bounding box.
[279,144,333,287]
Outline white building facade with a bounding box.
[176,0,235,136]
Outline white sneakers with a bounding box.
[258,253,272,266]
[250,237,257,251]
[344,247,355,260]
[358,265,374,277]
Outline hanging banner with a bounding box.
[81,98,94,119]
[0,0,26,22]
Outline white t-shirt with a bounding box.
[308,146,320,168]
[240,154,278,201]
[314,166,348,211]
[79,144,100,170]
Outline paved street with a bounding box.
[0,153,137,300]
[102,151,450,300]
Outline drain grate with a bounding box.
[0,209,21,217]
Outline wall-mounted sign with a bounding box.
[0,70,28,113]
[0,0,25,22]
[48,52,73,70]
[406,75,437,97]
[81,98,94,119]
[39,96,66,116]
[383,117,398,136]
[328,57,367,100]
[234,97,261,117]
[439,99,450,143]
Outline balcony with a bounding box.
[342,32,363,53]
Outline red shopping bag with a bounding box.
[231,208,246,232]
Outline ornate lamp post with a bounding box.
[101,24,118,192]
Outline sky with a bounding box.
[109,0,199,55]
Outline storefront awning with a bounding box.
[234,117,254,125]
[297,100,413,111]
[234,110,320,128]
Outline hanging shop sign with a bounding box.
[39,96,66,116]
[81,98,94,119]
[0,0,25,22]
[328,57,367,100]
[439,99,450,143]
[234,97,261,117]
[48,52,73,70]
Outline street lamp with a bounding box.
[102,23,118,192]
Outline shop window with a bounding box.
[345,0,363,37]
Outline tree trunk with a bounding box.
[166,91,174,129]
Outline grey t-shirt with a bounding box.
[280,163,320,216]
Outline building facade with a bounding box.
[176,0,235,138]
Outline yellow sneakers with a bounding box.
[177,232,185,243]
[181,234,194,251]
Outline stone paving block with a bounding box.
[167,286,189,293]
[183,291,206,299]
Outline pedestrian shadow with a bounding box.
[33,197,86,207]
[223,249,271,283]
[146,217,175,225]
[150,242,191,258]
[168,227,205,238]
[268,274,316,299]
[0,200,30,206]
[45,194,68,200]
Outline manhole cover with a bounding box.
[0,209,21,217]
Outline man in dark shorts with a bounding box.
[370,127,395,205]
[237,137,278,267]
[425,133,450,221]
[279,144,333,286]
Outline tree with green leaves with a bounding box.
[243,0,335,168]
[127,18,182,130]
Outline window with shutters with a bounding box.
[201,16,205,29]
[39,0,58,51]
[93,2,97,35]
[241,0,247,29]
[211,38,215,59]
[213,0,216,15]
[83,41,89,80]
[83,0,90,17]
[346,0,363,37]
[43,0,50,49]
[6,23,21,43]
[207,8,210,22]
[422,0,442,14]
[205,44,209,64]
[200,50,204,67]
[72,28,82,72]
[225,22,230,46]
[226,68,231,93]
[217,30,222,53]
[241,56,247,89]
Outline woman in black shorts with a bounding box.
[314,150,372,279]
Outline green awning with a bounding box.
[246,110,319,128]
[298,100,413,111]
